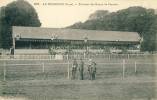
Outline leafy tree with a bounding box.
[0,0,41,49]
[0,7,3,48]
[5,0,41,26]
[141,16,157,52]
[0,7,9,48]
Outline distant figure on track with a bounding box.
[71,59,78,80]
[88,59,96,80]
[78,59,84,80]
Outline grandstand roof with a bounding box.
[12,26,141,42]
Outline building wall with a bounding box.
[14,39,140,54]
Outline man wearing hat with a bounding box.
[71,59,78,79]
[87,59,96,80]
[78,59,84,80]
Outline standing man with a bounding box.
[71,59,78,80]
[91,61,96,80]
[79,59,84,80]
[88,59,97,80]
[87,59,93,80]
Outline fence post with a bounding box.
[127,54,129,59]
[78,54,80,59]
[84,53,86,59]
[109,54,110,60]
[3,62,6,81]
[66,54,68,60]
[135,61,137,73]
[122,59,125,79]
[67,61,70,79]
[42,63,45,73]
[49,55,51,60]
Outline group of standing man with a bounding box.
[71,58,96,80]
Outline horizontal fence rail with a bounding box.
[0,53,157,60]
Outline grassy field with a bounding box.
[0,55,157,100]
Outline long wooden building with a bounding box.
[12,26,141,54]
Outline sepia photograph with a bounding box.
[0,0,157,100]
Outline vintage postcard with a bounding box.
[0,0,157,100]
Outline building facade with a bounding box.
[12,26,141,55]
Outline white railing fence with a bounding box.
[0,60,156,81]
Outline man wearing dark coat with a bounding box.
[91,61,96,80]
[88,59,96,80]
[78,59,84,80]
[71,59,78,79]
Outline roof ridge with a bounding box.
[12,26,138,33]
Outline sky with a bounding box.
[0,0,157,28]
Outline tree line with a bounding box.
[68,7,157,52]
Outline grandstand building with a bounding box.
[12,26,141,55]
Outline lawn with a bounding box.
[0,54,157,100]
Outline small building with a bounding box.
[12,26,141,55]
